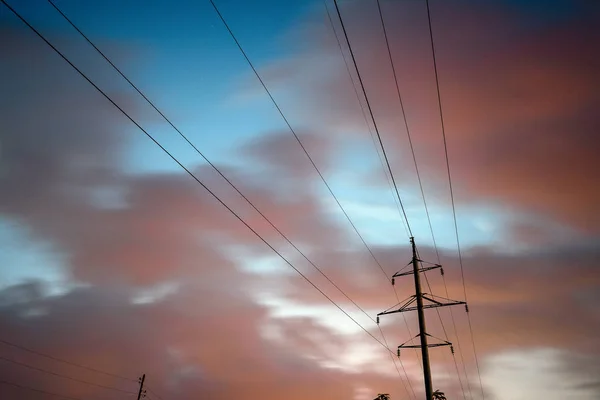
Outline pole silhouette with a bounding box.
[136,374,146,400]
[411,237,434,399]
[377,237,466,399]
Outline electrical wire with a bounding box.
[374,0,433,246]
[378,324,416,400]
[209,0,396,282]
[424,0,485,397]
[325,0,421,373]
[39,3,419,397]
[48,0,393,360]
[370,0,477,394]
[49,0,418,380]
[331,0,412,236]
[421,270,468,400]
[48,1,475,399]
[0,338,135,382]
[0,0,401,365]
[146,386,164,400]
[0,355,137,394]
[208,4,422,393]
[0,379,85,400]
[328,0,424,371]
[322,0,410,239]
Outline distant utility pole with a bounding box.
[377,237,466,400]
[137,374,147,400]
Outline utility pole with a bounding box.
[377,237,466,399]
[137,374,146,400]
[412,237,434,400]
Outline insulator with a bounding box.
[397,349,400,357]
[450,345,455,354]
[391,278,395,286]
[440,267,445,276]
[376,316,380,324]
[465,304,470,313]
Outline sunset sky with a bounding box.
[1,0,599,399]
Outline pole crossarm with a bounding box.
[396,334,453,357]
[377,295,465,317]
[393,264,441,278]
[422,294,465,308]
[398,333,452,349]
[376,295,417,321]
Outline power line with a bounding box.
[374,0,438,262]
[378,324,416,400]
[208,3,421,392]
[209,0,394,282]
[0,379,85,400]
[421,271,468,400]
[209,1,419,391]
[323,6,426,392]
[0,354,137,394]
[146,386,164,400]
[0,0,400,364]
[39,2,418,396]
[327,0,426,382]
[434,271,474,399]
[0,338,135,382]
[47,0,398,366]
[49,0,414,372]
[374,1,470,397]
[324,0,425,372]
[330,0,425,373]
[424,0,485,398]
[331,0,412,236]
[322,0,410,239]
[45,1,472,398]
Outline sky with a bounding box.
[0,0,599,399]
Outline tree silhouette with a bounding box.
[374,394,390,400]
[432,389,447,400]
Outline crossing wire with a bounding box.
[0,355,137,394]
[421,270,467,400]
[375,0,472,397]
[146,386,164,400]
[210,0,420,391]
[424,0,485,397]
[46,3,414,396]
[378,324,416,400]
[209,0,395,283]
[0,338,135,382]
[0,0,405,378]
[0,379,85,400]
[48,0,395,360]
[209,3,420,395]
[331,0,412,236]
[322,0,410,239]
[331,0,426,370]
